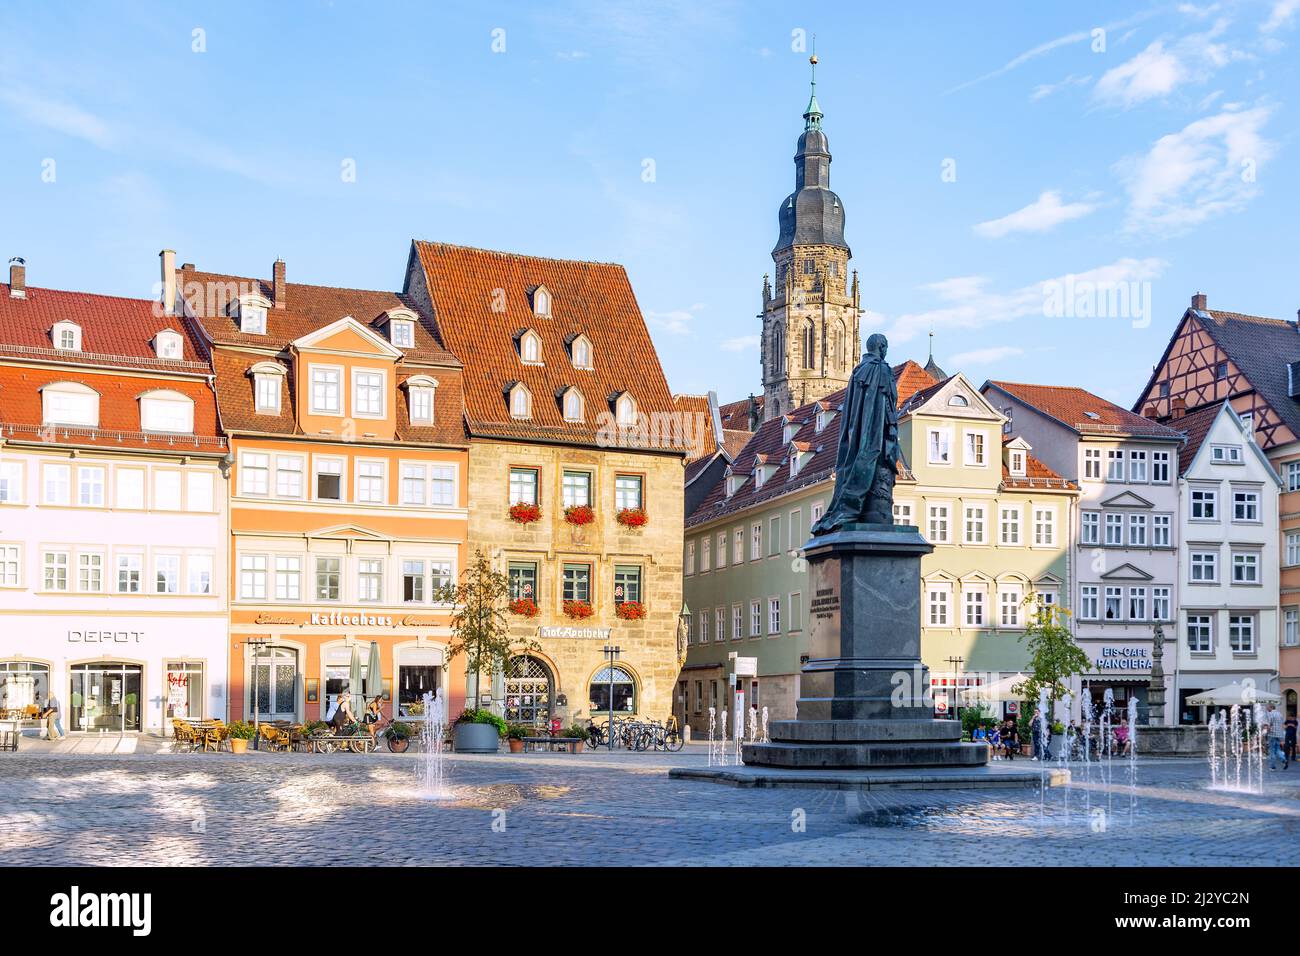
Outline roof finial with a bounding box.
[803,36,823,130]
[928,326,935,362]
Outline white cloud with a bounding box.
[947,345,1025,367]
[884,257,1167,343]
[721,335,759,352]
[0,87,116,148]
[1178,3,1221,19]
[646,303,705,336]
[1117,105,1275,234]
[974,190,1098,239]
[1262,0,1300,32]
[1093,20,1245,109]
[1030,73,1092,101]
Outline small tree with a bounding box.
[438,549,540,712]
[1015,598,1090,721]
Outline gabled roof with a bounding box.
[718,395,763,432]
[408,242,683,452]
[894,359,939,406]
[0,283,208,374]
[985,380,1182,441]
[1167,400,1281,484]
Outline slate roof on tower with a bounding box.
[407,241,685,452]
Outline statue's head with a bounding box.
[866,333,889,359]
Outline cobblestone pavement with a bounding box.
[2,748,1298,866]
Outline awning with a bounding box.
[958,673,1029,702]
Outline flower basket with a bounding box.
[563,504,595,526]
[615,600,646,620]
[563,599,594,619]
[508,502,541,524]
[509,597,539,618]
[616,507,648,529]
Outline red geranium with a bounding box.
[508,502,542,524]
[564,504,596,526]
[615,601,646,620]
[509,597,539,617]
[563,599,594,619]
[616,507,648,528]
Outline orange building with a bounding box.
[174,254,468,723]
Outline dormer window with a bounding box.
[561,386,585,423]
[154,330,183,360]
[41,381,98,427]
[569,334,593,370]
[948,395,969,407]
[51,321,81,352]
[725,470,745,497]
[405,375,438,425]
[615,393,637,427]
[248,361,286,415]
[519,329,543,365]
[532,285,552,318]
[390,320,414,348]
[815,410,827,433]
[232,293,272,335]
[139,389,195,434]
[1009,450,1026,476]
[508,382,532,419]
[782,417,799,444]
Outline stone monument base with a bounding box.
[742,524,988,771]
[1136,724,1208,756]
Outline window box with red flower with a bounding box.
[563,599,594,619]
[508,502,542,524]
[615,507,648,529]
[508,597,539,618]
[615,600,646,620]
[563,504,595,526]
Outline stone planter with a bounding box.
[453,723,501,754]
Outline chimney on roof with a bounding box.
[159,249,176,315]
[1143,404,1158,418]
[1191,292,1207,311]
[8,257,25,299]
[1171,396,1186,420]
[273,258,286,309]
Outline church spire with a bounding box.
[803,40,823,130]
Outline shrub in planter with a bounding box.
[388,721,415,740]
[614,600,646,621]
[563,599,594,619]
[509,597,539,617]
[227,720,256,753]
[508,502,542,525]
[506,723,529,753]
[563,504,595,526]
[615,507,648,529]
[453,708,507,753]
[563,724,590,752]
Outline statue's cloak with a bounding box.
[811,352,900,534]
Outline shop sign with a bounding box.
[254,611,443,628]
[67,630,143,644]
[1094,646,1151,671]
[538,625,613,641]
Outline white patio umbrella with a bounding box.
[1185,683,1280,707]
[348,644,363,718]
[957,673,1030,703]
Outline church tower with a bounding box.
[760,53,860,422]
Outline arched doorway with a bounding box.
[504,655,553,728]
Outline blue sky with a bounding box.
[1,0,1296,407]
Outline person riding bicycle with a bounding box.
[362,695,382,745]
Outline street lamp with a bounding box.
[602,644,621,751]
[945,655,965,722]
[244,638,271,750]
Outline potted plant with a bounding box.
[387,721,415,753]
[615,600,646,621]
[123,692,138,728]
[563,599,594,619]
[508,502,542,525]
[505,723,529,753]
[437,549,542,753]
[508,597,539,618]
[226,720,256,754]
[615,507,648,529]
[563,504,595,526]
[453,708,508,753]
[564,723,591,753]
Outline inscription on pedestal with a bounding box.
[806,556,841,661]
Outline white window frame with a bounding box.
[351,368,386,419]
[240,452,271,497]
[964,503,986,545]
[1033,508,1055,546]
[355,459,387,505]
[1080,511,1099,545]
[1190,551,1218,583]
[927,428,952,465]
[0,460,23,505]
[927,503,951,544]
[963,430,987,467]
[1187,614,1212,653]
[309,365,343,416]
[313,456,345,501]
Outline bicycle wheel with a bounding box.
[666,731,684,752]
[634,730,651,752]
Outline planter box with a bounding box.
[453,723,501,754]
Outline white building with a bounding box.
[1169,401,1281,722]
[0,259,229,735]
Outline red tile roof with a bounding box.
[987,381,1182,440]
[1001,451,1076,490]
[0,364,224,453]
[672,394,717,460]
[719,395,763,432]
[1162,401,1224,475]
[409,242,684,452]
[893,359,938,406]
[0,284,209,374]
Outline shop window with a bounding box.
[589,665,636,715]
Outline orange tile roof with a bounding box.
[719,395,762,432]
[1001,451,1076,491]
[987,380,1182,440]
[409,242,684,452]
[893,359,938,406]
[673,393,717,460]
[0,364,224,453]
[0,283,208,374]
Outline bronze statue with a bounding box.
[811,333,901,534]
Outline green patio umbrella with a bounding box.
[349,644,363,719]
[366,640,382,709]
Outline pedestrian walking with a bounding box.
[1266,702,1285,770]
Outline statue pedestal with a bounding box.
[743,525,988,769]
